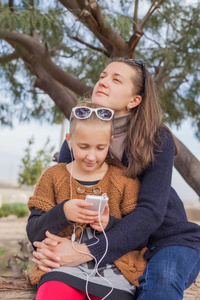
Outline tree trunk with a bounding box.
[0,274,199,299]
[0,276,36,299]
[174,136,200,197]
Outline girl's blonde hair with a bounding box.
[70,99,113,137]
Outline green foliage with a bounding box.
[0,1,71,126]
[0,0,200,137]
[0,4,65,41]
[18,137,55,186]
[0,248,7,256]
[0,203,29,218]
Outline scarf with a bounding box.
[109,113,129,161]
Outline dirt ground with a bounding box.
[0,184,33,276]
[0,215,31,276]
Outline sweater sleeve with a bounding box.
[26,165,74,243]
[86,130,175,265]
[26,202,74,244]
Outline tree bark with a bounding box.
[0,276,36,299]
[31,63,78,119]
[174,137,200,197]
[0,30,91,96]
[0,274,199,299]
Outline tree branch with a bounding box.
[0,50,19,63]
[0,29,92,96]
[58,0,80,10]
[174,136,200,196]
[89,0,106,30]
[76,0,88,10]
[2,38,83,119]
[154,65,169,86]
[80,8,128,56]
[89,2,129,56]
[59,0,128,57]
[72,36,110,57]
[78,9,113,54]
[9,0,14,12]
[128,32,143,57]
[133,0,139,32]
[12,44,77,119]
[31,64,77,119]
[140,0,165,30]
[143,31,163,47]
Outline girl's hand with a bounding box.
[32,231,92,272]
[90,204,109,231]
[64,199,99,223]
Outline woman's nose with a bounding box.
[99,77,108,87]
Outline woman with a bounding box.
[32,57,200,300]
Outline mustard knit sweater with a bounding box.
[27,163,147,286]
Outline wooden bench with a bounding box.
[0,272,199,299]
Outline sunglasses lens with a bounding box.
[97,109,113,120]
[74,107,90,119]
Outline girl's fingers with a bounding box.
[82,209,99,217]
[33,232,62,249]
[32,257,45,266]
[34,247,61,262]
[32,257,59,270]
[79,201,94,208]
[33,240,47,249]
[38,264,52,273]
[42,237,58,246]
[101,204,109,216]
[90,224,101,231]
[45,231,64,243]
[33,250,46,260]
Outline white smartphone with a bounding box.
[85,194,109,216]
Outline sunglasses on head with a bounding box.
[128,59,146,97]
[72,106,114,121]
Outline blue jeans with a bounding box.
[136,246,200,300]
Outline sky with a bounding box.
[0,118,199,203]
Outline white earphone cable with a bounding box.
[68,119,113,299]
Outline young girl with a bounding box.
[35,57,200,300]
[27,100,147,300]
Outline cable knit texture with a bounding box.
[27,163,147,286]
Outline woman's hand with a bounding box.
[90,204,109,231]
[64,199,99,223]
[32,231,92,273]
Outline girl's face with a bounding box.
[92,62,138,116]
[70,122,111,175]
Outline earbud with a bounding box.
[68,140,71,149]
[71,233,75,242]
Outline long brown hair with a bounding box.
[106,57,176,178]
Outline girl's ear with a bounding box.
[65,133,71,143]
[65,133,71,149]
[127,95,142,110]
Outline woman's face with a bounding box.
[92,62,137,116]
